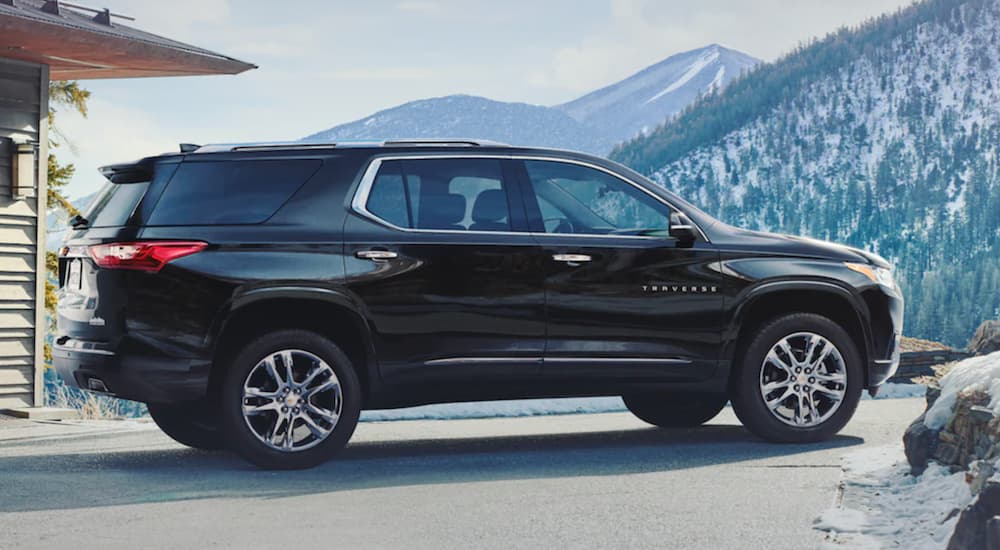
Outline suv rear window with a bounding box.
[82,180,150,227]
[147,159,322,226]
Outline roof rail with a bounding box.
[187,139,510,154]
[229,143,340,152]
[382,139,507,147]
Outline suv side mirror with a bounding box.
[669,212,696,246]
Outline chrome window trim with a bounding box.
[423,356,691,366]
[350,154,711,242]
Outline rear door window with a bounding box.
[147,159,322,225]
[364,158,511,232]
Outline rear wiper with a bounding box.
[69,214,89,229]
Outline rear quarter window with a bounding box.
[83,181,150,227]
[146,159,322,225]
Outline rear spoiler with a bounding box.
[98,162,153,184]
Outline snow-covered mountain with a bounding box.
[557,44,759,144]
[304,95,603,153]
[302,45,760,154]
[612,0,1000,347]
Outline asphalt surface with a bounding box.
[0,398,924,550]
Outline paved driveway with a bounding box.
[0,398,923,550]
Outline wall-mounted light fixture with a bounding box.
[13,142,38,200]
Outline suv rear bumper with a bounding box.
[52,337,210,404]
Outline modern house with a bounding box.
[0,0,254,414]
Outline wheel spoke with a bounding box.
[762,379,792,393]
[307,403,339,422]
[766,386,795,410]
[765,351,793,373]
[813,371,846,384]
[776,339,798,366]
[262,356,284,386]
[794,393,807,425]
[805,391,820,422]
[812,385,845,401]
[279,350,296,385]
[300,412,331,439]
[804,334,821,364]
[304,379,339,398]
[299,361,325,389]
[811,344,835,370]
[243,399,281,415]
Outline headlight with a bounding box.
[845,262,896,290]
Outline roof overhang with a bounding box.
[0,1,256,80]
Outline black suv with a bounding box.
[55,140,903,469]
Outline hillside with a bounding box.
[303,45,759,154]
[612,0,1000,347]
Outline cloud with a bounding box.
[396,1,442,13]
[529,0,915,95]
[317,67,435,81]
[54,99,178,198]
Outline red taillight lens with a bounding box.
[88,241,207,272]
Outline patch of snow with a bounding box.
[360,397,626,422]
[864,383,927,400]
[709,65,726,90]
[924,350,1000,429]
[816,444,974,549]
[646,49,721,104]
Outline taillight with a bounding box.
[88,241,207,272]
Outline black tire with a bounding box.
[623,392,728,428]
[731,313,863,443]
[147,401,224,451]
[219,329,362,469]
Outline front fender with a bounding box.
[719,257,876,384]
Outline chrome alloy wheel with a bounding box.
[758,332,847,427]
[241,349,342,452]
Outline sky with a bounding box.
[53,0,915,198]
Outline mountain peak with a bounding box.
[302,44,760,154]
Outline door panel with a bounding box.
[343,157,545,383]
[539,235,722,380]
[515,158,724,381]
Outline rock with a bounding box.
[972,406,999,423]
[934,441,960,464]
[969,461,996,496]
[928,386,942,407]
[948,482,1000,550]
[904,412,939,474]
[969,320,1000,356]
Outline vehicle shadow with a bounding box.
[0,423,863,513]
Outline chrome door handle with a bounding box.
[552,254,592,265]
[356,249,398,261]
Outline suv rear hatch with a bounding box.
[56,159,175,344]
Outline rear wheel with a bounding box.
[220,330,362,469]
[147,401,223,451]
[623,392,727,428]
[731,313,862,443]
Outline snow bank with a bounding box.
[815,444,974,549]
[924,350,1000,429]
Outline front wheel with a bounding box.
[219,330,362,469]
[623,392,727,428]
[731,313,863,443]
